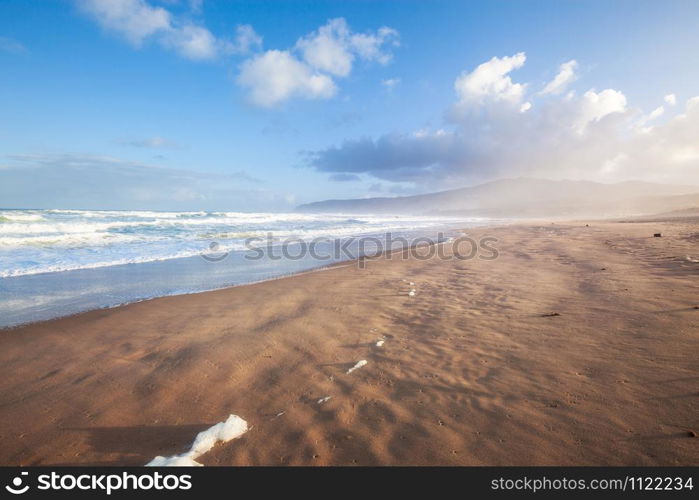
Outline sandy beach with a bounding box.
[1,218,697,466]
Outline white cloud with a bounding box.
[237,50,337,107]
[647,106,665,121]
[454,52,527,106]
[296,18,355,76]
[163,24,218,60]
[78,6,397,104]
[574,89,627,133]
[349,26,399,64]
[78,0,171,46]
[238,18,399,107]
[78,0,222,60]
[309,54,699,186]
[541,59,577,95]
[382,78,401,90]
[664,93,677,106]
[636,105,665,133]
[225,24,262,55]
[296,18,398,77]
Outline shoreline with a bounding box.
[0,259,356,332]
[0,225,471,330]
[1,217,697,465]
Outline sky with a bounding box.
[1,0,699,211]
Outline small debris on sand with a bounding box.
[408,289,416,297]
[347,360,368,374]
[317,396,331,404]
[541,312,561,317]
[687,430,697,438]
[653,233,662,237]
[376,339,385,347]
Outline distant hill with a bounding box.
[641,206,699,218]
[296,178,699,217]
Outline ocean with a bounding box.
[0,209,491,327]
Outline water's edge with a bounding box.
[1,226,479,329]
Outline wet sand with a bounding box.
[1,218,697,465]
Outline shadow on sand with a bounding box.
[59,423,213,465]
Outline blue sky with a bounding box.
[1,0,699,211]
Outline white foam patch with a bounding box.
[347,360,368,374]
[146,414,248,467]
[317,396,332,404]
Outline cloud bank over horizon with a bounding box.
[0,153,290,211]
[308,52,699,190]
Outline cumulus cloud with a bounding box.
[78,0,222,60]
[574,89,627,133]
[78,0,170,45]
[540,59,578,95]
[296,18,397,76]
[454,52,527,106]
[77,5,397,106]
[306,53,699,187]
[296,18,355,77]
[237,50,337,107]
[237,18,399,107]
[664,93,677,106]
[162,24,219,59]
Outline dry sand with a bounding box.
[0,219,697,466]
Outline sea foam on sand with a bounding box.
[146,414,248,466]
[347,360,367,374]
